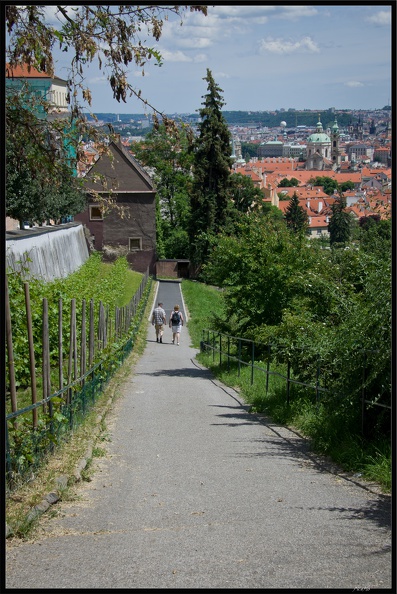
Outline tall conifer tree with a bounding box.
[328,194,353,245]
[284,191,309,234]
[189,69,233,271]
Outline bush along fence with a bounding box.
[200,329,391,440]
[5,270,152,492]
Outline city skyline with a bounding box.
[46,4,392,115]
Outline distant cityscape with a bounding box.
[86,107,392,169]
[77,106,391,242]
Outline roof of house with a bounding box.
[277,195,335,216]
[277,187,329,200]
[6,62,66,83]
[84,139,156,193]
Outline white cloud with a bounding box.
[160,50,192,63]
[276,6,319,20]
[259,36,320,55]
[210,5,318,21]
[366,11,391,26]
[193,53,207,64]
[344,81,365,88]
[87,75,108,84]
[214,72,231,79]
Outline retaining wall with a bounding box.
[6,223,90,282]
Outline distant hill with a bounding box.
[86,108,386,130]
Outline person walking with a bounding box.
[169,304,184,345]
[151,302,166,343]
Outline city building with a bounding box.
[305,116,333,170]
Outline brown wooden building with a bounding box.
[75,138,157,274]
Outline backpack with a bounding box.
[171,311,181,325]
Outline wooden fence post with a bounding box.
[251,341,255,386]
[89,299,94,369]
[81,299,86,385]
[5,275,18,415]
[24,282,38,428]
[287,360,291,405]
[59,298,64,396]
[266,344,271,396]
[42,298,51,416]
[67,299,76,406]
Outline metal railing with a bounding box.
[200,329,391,433]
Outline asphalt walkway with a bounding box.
[6,281,392,589]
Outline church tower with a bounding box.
[305,115,331,170]
[330,118,341,170]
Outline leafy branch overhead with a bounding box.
[6,5,207,119]
[5,5,208,223]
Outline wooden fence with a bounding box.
[6,268,150,427]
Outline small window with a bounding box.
[89,205,103,220]
[129,237,142,251]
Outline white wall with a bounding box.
[6,225,89,282]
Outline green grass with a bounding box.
[181,279,225,348]
[181,279,391,494]
[111,265,143,306]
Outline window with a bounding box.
[129,237,142,251]
[89,205,103,220]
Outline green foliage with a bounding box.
[307,175,339,195]
[339,180,355,192]
[278,177,300,187]
[6,87,86,226]
[6,253,142,391]
[228,173,264,212]
[181,280,225,348]
[196,205,391,447]
[201,213,315,335]
[221,109,355,129]
[328,194,354,246]
[240,142,258,159]
[133,123,193,259]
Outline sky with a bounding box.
[46,3,393,115]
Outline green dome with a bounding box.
[307,132,330,143]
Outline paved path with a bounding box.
[6,282,392,589]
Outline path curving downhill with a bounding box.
[6,281,392,589]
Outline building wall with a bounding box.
[155,260,190,279]
[126,250,157,275]
[103,194,156,250]
[74,192,157,273]
[258,143,284,158]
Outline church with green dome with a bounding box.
[305,115,341,171]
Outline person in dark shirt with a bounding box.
[169,304,184,345]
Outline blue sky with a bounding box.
[48,4,392,115]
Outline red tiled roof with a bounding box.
[6,63,50,78]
